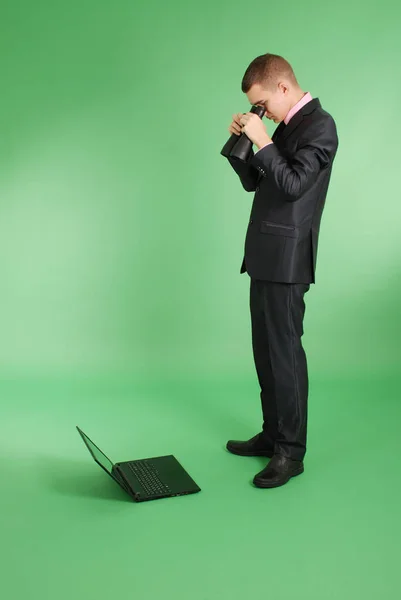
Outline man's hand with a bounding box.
[239,112,272,149]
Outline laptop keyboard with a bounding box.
[128,460,171,497]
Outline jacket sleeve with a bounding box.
[249,119,339,201]
[226,149,259,192]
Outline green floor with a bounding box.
[1,370,400,599]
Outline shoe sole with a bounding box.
[226,444,273,458]
[253,466,304,488]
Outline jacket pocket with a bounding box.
[260,220,298,238]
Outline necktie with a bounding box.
[272,120,286,142]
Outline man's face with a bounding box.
[246,82,289,123]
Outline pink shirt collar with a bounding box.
[284,92,313,125]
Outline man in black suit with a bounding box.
[223,53,339,488]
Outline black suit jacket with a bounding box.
[227,98,339,283]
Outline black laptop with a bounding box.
[76,426,201,502]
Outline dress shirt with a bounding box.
[255,91,313,153]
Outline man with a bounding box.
[223,53,339,488]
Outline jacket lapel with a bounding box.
[276,97,321,145]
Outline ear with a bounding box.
[278,81,288,95]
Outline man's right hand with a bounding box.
[228,113,244,136]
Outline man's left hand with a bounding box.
[240,112,272,149]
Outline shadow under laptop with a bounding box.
[39,456,132,503]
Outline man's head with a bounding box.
[241,54,305,123]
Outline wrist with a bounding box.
[255,135,272,150]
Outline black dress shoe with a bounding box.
[253,454,304,488]
[226,433,273,457]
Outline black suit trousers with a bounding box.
[249,278,311,461]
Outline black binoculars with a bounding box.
[220,105,266,162]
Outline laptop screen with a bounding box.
[77,427,114,474]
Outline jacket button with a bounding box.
[249,219,253,224]
[256,186,259,191]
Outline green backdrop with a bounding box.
[1,1,400,598]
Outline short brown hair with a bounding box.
[241,53,298,93]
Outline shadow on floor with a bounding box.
[38,456,132,503]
